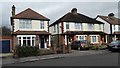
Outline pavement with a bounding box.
[1,50,110,65]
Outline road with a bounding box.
[3,52,119,66]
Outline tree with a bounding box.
[0,26,11,35]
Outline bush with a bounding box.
[88,45,107,50]
[15,45,39,58]
[89,45,98,50]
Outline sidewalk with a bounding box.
[1,50,110,65]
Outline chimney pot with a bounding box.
[71,8,77,14]
[12,5,15,16]
[108,13,114,17]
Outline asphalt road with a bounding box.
[3,52,119,66]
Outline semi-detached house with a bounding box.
[50,8,107,47]
[96,13,120,43]
[11,5,51,50]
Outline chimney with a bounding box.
[108,13,114,17]
[12,5,15,16]
[71,8,77,14]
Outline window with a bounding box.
[119,25,120,30]
[54,25,56,32]
[90,35,98,43]
[75,23,82,30]
[99,24,101,30]
[114,25,115,30]
[66,23,69,29]
[40,21,44,29]
[88,24,94,30]
[18,36,35,46]
[19,19,32,29]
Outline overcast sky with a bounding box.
[1,0,119,28]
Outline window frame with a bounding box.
[40,21,44,29]
[19,19,32,29]
[66,23,69,29]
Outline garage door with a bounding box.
[0,40,11,53]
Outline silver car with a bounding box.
[107,40,120,52]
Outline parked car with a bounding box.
[107,40,120,52]
[71,40,89,50]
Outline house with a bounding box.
[11,5,51,50]
[49,8,106,48]
[96,13,120,43]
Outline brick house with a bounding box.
[49,8,106,49]
[11,5,51,50]
[96,13,120,43]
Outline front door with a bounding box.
[40,36,45,48]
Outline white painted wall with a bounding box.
[96,17,110,34]
[112,25,119,33]
[14,19,48,32]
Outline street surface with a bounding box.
[3,51,119,66]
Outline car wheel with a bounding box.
[78,47,81,50]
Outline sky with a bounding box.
[0,0,119,28]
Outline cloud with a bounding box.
[1,2,118,27]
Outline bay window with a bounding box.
[17,35,35,46]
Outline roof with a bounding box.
[13,31,51,35]
[97,15,120,25]
[64,31,107,35]
[50,12,104,26]
[11,8,50,21]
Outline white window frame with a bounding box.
[19,19,32,29]
[66,23,69,29]
[119,25,120,31]
[17,35,36,46]
[76,35,87,41]
[40,21,44,29]
[99,24,101,30]
[75,23,82,30]
[90,35,99,43]
[88,24,94,30]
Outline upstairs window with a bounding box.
[40,21,44,29]
[54,25,56,32]
[118,25,120,31]
[88,24,94,30]
[99,24,101,30]
[19,19,32,29]
[66,23,69,29]
[75,23,82,30]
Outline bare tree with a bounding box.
[0,26,11,35]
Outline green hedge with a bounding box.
[15,45,39,58]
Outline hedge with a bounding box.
[15,45,39,58]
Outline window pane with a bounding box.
[19,40,21,46]
[19,19,32,29]
[27,40,31,46]
[32,40,34,46]
[23,40,26,46]
[66,23,69,29]
[23,37,26,39]
[27,37,30,39]
[40,21,44,29]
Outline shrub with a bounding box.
[15,45,39,58]
[89,45,98,50]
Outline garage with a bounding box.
[0,40,11,53]
[0,36,12,53]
